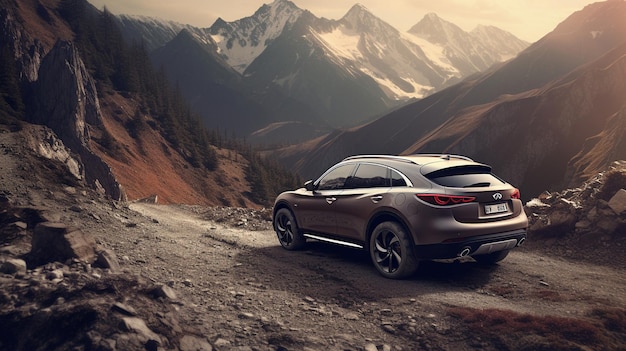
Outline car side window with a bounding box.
[345,164,390,189]
[391,169,407,187]
[317,164,355,190]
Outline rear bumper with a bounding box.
[414,229,526,260]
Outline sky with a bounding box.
[86,0,600,42]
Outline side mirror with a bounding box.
[304,180,315,191]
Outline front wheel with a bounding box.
[369,221,418,279]
[273,208,306,250]
[472,249,510,264]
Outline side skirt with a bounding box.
[303,234,364,249]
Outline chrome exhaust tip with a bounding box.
[517,238,526,247]
[458,247,471,257]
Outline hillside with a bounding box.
[271,0,626,200]
[0,119,625,350]
[0,0,297,207]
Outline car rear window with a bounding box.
[424,165,505,188]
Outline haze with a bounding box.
[86,0,600,42]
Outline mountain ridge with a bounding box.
[270,0,626,200]
[113,1,528,141]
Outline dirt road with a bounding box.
[117,203,626,350]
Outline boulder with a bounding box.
[0,258,27,275]
[608,189,626,215]
[180,335,213,351]
[31,222,97,265]
[121,317,161,346]
[95,249,121,273]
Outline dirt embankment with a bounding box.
[1,125,626,350]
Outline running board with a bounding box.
[303,234,364,249]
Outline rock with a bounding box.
[31,40,124,201]
[112,302,138,316]
[608,189,626,215]
[121,317,161,346]
[180,335,213,351]
[137,195,158,204]
[381,324,396,334]
[213,338,231,348]
[152,284,177,300]
[575,220,591,230]
[597,219,618,233]
[31,222,97,265]
[548,211,577,229]
[95,249,121,272]
[46,269,64,281]
[0,258,27,275]
[12,221,27,230]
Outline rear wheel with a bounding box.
[472,249,510,264]
[273,208,306,250]
[369,221,418,279]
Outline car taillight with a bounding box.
[511,188,521,200]
[416,194,476,206]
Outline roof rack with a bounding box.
[408,153,474,162]
[342,155,416,163]
[343,154,474,163]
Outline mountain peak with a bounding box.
[408,12,465,45]
[341,2,397,34]
[208,0,304,73]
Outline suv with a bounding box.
[272,154,528,279]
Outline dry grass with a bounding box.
[448,306,626,349]
[597,169,626,201]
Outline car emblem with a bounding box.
[493,193,503,200]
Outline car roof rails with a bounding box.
[342,155,416,163]
[343,154,474,163]
[410,153,474,162]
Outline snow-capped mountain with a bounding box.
[115,0,529,139]
[408,13,529,75]
[208,0,304,73]
[314,4,458,99]
[209,1,527,103]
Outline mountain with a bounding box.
[1,0,298,207]
[114,14,203,51]
[208,0,304,73]
[116,0,528,142]
[408,13,528,75]
[150,28,273,135]
[271,0,626,200]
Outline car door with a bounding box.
[332,163,391,242]
[293,164,355,235]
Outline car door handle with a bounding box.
[371,195,383,203]
[326,197,337,204]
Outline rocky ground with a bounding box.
[1,125,626,350]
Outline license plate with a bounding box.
[485,203,508,215]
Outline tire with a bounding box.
[472,249,510,264]
[273,208,306,250]
[369,221,418,279]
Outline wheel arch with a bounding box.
[365,209,415,250]
[272,200,292,217]
[272,201,299,227]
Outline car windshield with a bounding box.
[425,166,505,188]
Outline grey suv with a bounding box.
[272,154,528,279]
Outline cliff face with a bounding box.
[0,0,265,207]
[29,41,124,200]
[32,41,100,149]
[2,1,124,200]
[0,6,44,82]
